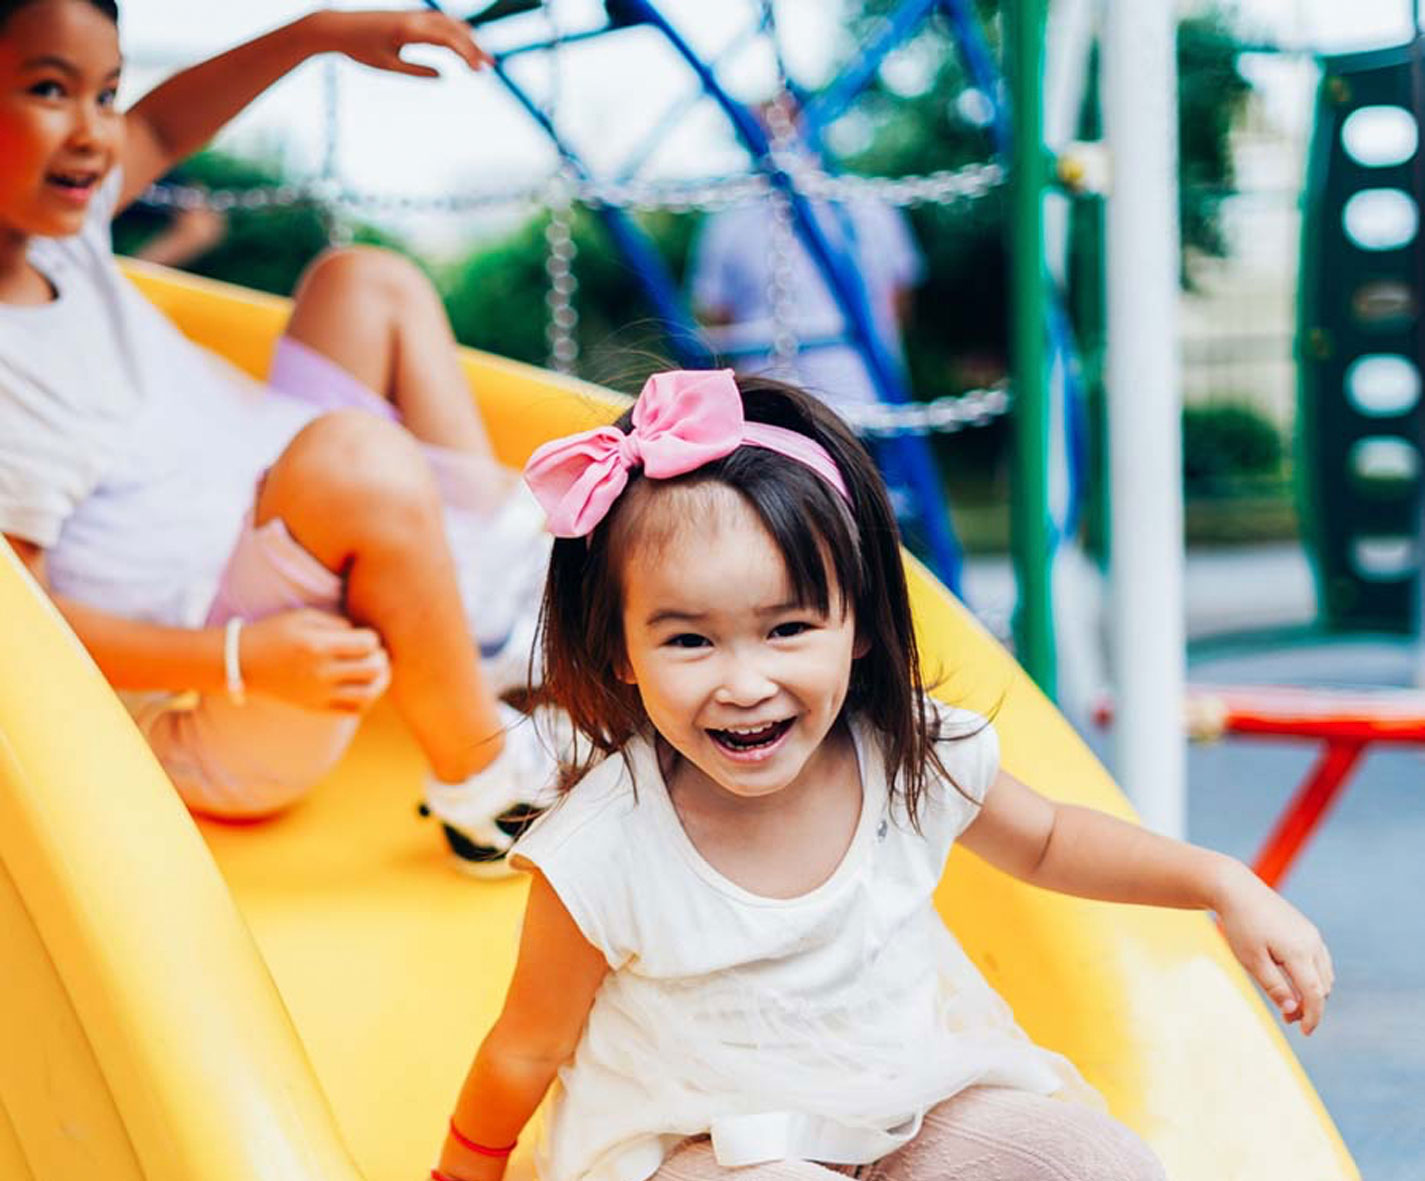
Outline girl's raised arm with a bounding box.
[958,771,1334,1035]
[119,9,490,209]
[438,869,609,1181]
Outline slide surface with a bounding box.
[0,265,1357,1180]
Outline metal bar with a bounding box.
[1004,0,1056,698]
[936,0,1012,157]
[615,14,764,182]
[425,1,710,366]
[623,0,967,592]
[491,25,620,62]
[1104,0,1187,837]
[1252,742,1364,889]
[799,0,941,136]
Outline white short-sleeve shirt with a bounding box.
[0,171,317,626]
[513,700,1084,1181]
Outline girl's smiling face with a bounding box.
[618,482,865,804]
[0,0,121,242]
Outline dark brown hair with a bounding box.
[0,0,118,30]
[536,374,952,825]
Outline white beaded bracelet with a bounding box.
[224,617,247,706]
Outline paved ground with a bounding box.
[965,543,1425,1179]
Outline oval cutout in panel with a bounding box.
[1346,355,1422,416]
[1343,189,1419,251]
[1342,105,1419,167]
[1351,535,1416,581]
[1349,437,1420,491]
[1351,279,1416,328]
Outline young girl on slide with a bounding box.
[0,0,557,871]
[435,369,1333,1181]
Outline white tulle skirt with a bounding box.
[538,913,1097,1181]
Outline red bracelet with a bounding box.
[432,1170,467,1181]
[448,1118,517,1158]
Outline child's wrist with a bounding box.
[288,10,339,58]
[1204,852,1255,915]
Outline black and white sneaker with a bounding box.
[422,703,566,878]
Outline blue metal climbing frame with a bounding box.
[426,0,1086,604]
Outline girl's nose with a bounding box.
[714,659,777,707]
[70,102,113,150]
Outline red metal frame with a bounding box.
[1097,685,1425,888]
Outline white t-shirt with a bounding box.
[0,171,317,627]
[689,197,923,411]
[513,700,1087,1181]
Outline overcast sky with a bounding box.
[114,1,1424,252]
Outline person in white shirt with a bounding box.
[689,108,923,416]
[433,368,1332,1181]
[0,0,558,872]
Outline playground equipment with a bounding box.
[0,263,1357,1181]
[142,0,1093,698]
[1298,42,1425,635]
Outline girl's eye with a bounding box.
[770,621,812,639]
[29,80,65,99]
[666,633,711,650]
[98,87,118,108]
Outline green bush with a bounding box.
[1182,401,1283,487]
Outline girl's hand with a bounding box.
[241,609,391,713]
[1215,861,1334,1034]
[305,9,493,78]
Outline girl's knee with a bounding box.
[923,1089,1165,1181]
[263,411,441,535]
[1021,1102,1165,1181]
[297,244,431,307]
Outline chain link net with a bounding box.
[134,11,1012,438]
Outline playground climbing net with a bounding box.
[141,163,1012,437]
[133,0,1013,440]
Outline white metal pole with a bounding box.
[1103,0,1187,837]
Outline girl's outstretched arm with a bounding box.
[439,869,609,1181]
[958,771,1335,1035]
[118,9,490,208]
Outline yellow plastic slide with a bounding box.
[0,264,1356,1181]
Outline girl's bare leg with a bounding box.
[256,410,503,783]
[282,245,493,457]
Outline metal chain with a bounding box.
[758,0,801,371]
[141,162,1002,219]
[544,172,580,374]
[131,4,1012,436]
[320,59,353,246]
[836,383,1013,437]
[540,0,579,373]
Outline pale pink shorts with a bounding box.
[144,337,539,820]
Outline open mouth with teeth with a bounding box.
[708,718,794,753]
[47,171,99,193]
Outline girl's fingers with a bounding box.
[326,626,385,658]
[1253,954,1302,1024]
[330,653,391,688]
[415,12,492,67]
[1282,952,1329,1035]
[329,685,383,712]
[380,56,441,79]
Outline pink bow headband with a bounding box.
[523,368,850,538]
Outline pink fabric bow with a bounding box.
[523,368,848,538]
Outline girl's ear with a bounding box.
[853,629,871,660]
[613,650,637,685]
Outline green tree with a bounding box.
[113,150,405,297]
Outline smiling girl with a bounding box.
[0,0,560,867]
[433,369,1333,1181]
